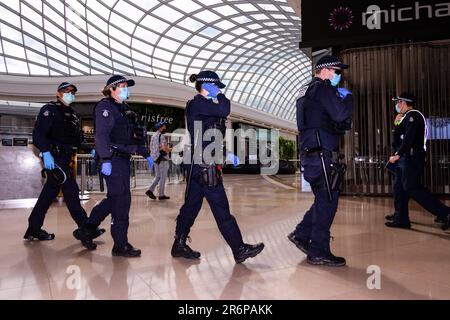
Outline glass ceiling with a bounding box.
[0,0,311,121]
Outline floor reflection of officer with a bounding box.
[385,93,450,230]
[171,71,264,264]
[288,56,353,267]
[81,75,154,257]
[24,82,103,248]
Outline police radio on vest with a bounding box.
[363,1,450,30]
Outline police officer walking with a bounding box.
[288,56,353,267]
[171,71,264,264]
[81,75,154,257]
[385,92,450,230]
[25,82,103,248]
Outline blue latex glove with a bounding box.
[337,88,352,99]
[42,152,55,170]
[226,153,240,168]
[147,157,154,170]
[202,83,221,99]
[101,162,112,176]
[90,149,96,157]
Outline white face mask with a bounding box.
[117,87,129,101]
[62,92,75,105]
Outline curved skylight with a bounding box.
[0,0,311,121]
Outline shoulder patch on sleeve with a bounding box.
[102,110,110,118]
[409,116,414,122]
[40,104,56,117]
[298,85,309,99]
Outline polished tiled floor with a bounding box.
[0,175,449,300]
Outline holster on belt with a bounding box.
[329,152,347,191]
[199,164,223,187]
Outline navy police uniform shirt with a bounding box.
[94,97,149,162]
[33,100,83,153]
[296,77,353,154]
[395,110,426,157]
[186,93,230,153]
[392,121,403,153]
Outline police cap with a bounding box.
[315,56,349,70]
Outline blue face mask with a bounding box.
[62,93,75,105]
[395,103,401,113]
[117,87,129,102]
[330,73,342,87]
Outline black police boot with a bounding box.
[77,226,97,251]
[112,243,141,258]
[171,234,201,259]
[73,227,105,241]
[385,213,396,221]
[159,195,171,200]
[23,227,55,241]
[145,190,157,200]
[307,253,346,267]
[233,243,265,264]
[287,232,309,254]
[385,220,411,229]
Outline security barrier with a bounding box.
[76,154,185,195]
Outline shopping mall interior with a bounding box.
[0,0,449,300]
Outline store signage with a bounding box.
[301,0,450,48]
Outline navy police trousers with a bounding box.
[294,163,339,258]
[175,165,244,253]
[88,157,132,248]
[28,154,87,232]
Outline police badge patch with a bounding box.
[298,85,309,99]
[43,110,50,117]
[103,110,110,118]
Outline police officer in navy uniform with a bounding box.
[288,56,353,267]
[81,75,154,257]
[25,82,103,248]
[171,71,265,264]
[385,93,450,230]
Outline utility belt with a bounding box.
[111,149,132,160]
[302,148,347,192]
[198,164,223,188]
[51,145,76,158]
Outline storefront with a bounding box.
[300,0,450,195]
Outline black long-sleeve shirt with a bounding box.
[297,77,353,155]
[185,93,230,163]
[395,109,427,157]
[94,98,149,163]
[33,100,83,153]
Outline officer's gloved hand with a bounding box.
[42,152,55,170]
[90,149,96,157]
[202,83,221,99]
[226,153,240,168]
[101,163,112,176]
[146,157,154,170]
[337,88,352,99]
